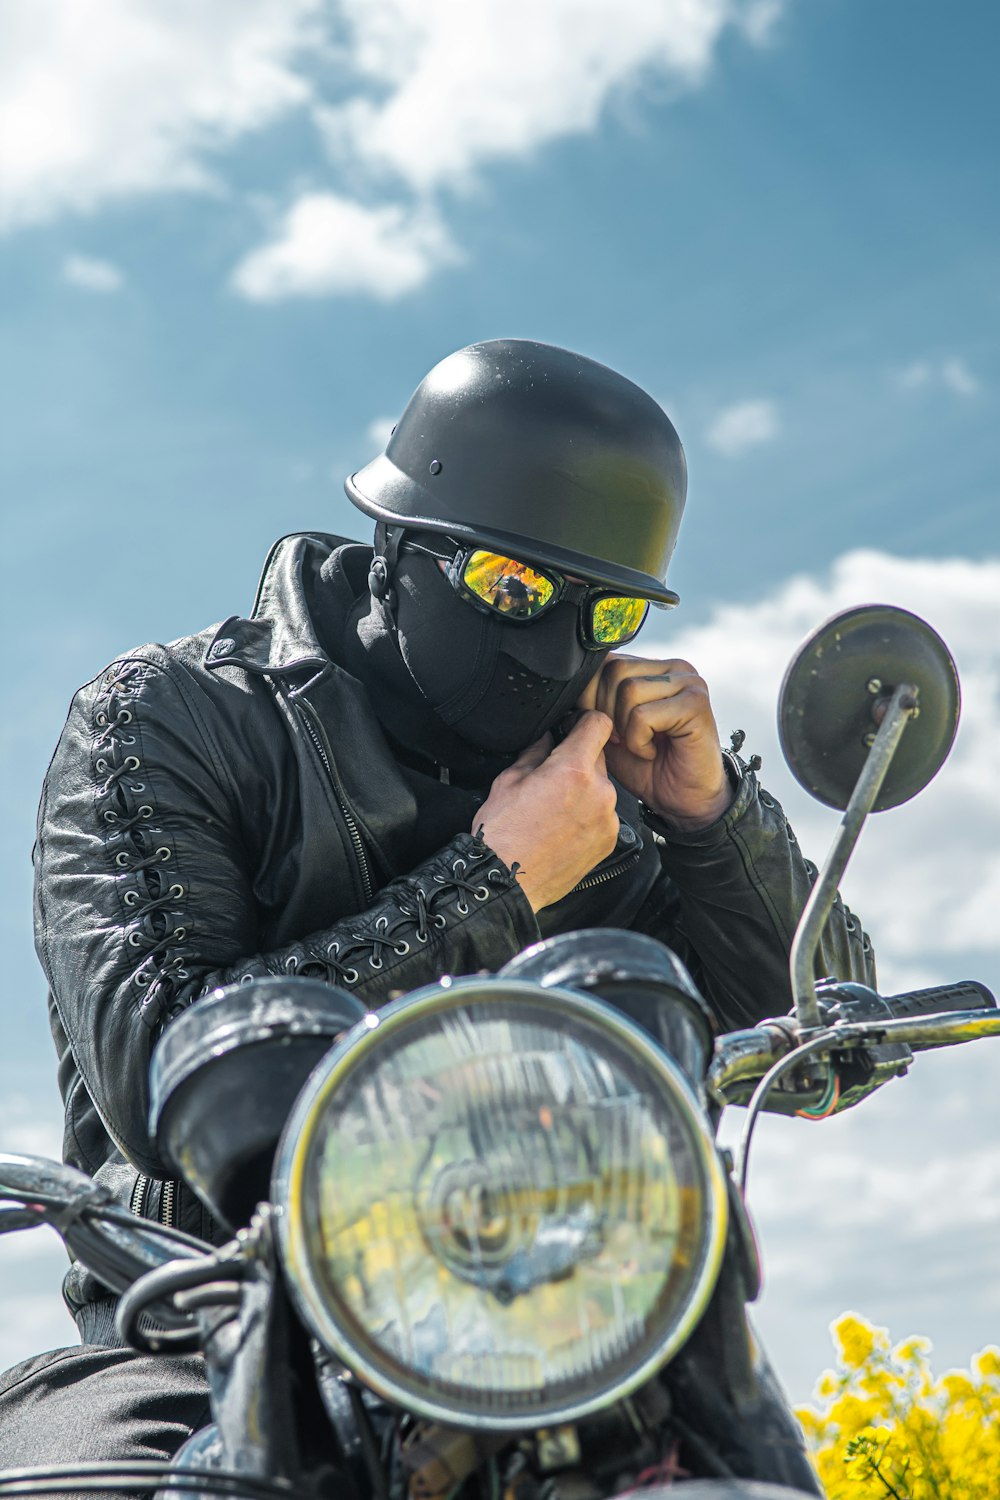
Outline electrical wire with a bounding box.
[0,1462,299,1499]
[117,1252,249,1354]
[795,1070,841,1120]
[96,1203,218,1255]
[736,1029,840,1194]
[0,1184,216,1257]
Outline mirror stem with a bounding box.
[791,682,920,1030]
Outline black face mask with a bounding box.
[392,553,608,754]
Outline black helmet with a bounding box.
[345,339,687,606]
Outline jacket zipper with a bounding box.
[296,695,374,905]
[130,1172,151,1219]
[570,848,641,894]
[160,1178,177,1231]
[129,1172,177,1231]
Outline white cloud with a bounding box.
[230,192,460,301]
[1,0,785,302]
[638,549,1000,1399]
[0,1094,63,1162]
[704,397,780,456]
[0,1095,77,1369]
[644,548,1000,988]
[898,360,932,390]
[0,1275,77,1371]
[896,357,981,397]
[367,416,397,451]
[739,0,786,46]
[0,0,318,231]
[61,253,124,293]
[314,0,779,192]
[941,357,980,397]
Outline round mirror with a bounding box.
[777,604,960,812]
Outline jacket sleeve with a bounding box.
[34,655,539,1177]
[638,758,876,1030]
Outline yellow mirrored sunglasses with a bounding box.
[445,546,649,649]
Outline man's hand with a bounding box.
[475,711,620,912]
[577,654,732,830]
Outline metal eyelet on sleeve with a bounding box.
[307,840,515,988]
[91,661,191,1028]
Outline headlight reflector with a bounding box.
[275,980,727,1428]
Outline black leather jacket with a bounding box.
[34,533,875,1330]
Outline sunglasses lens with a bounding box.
[591,595,649,645]
[462,551,557,619]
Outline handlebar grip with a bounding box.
[883,980,996,1020]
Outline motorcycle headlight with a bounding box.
[273,979,727,1430]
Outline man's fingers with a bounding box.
[508,731,554,776]
[549,709,614,765]
[595,657,696,719]
[575,670,603,713]
[616,682,717,761]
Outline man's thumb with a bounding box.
[509,731,554,775]
[553,709,614,763]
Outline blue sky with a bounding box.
[1,0,998,1398]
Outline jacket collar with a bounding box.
[205,531,358,676]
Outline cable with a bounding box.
[116,1252,248,1354]
[736,1029,840,1194]
[0,1462,299,1499]
[345,1381,391,1500]
[796,1070,841,1120]
[0,1186,215,1257]
[96,1204,218,1255]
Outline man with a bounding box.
[2,338,874,1460]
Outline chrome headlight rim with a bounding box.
[273,977,729,1431]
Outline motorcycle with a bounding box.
[1,604,996,1500]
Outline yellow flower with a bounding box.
[828,1392,880,1438]
[833,1312,881,1371]
[894,1335,932,1365]
[936,1370,977,1404]
[974,1347,1000,1381]
[802,1320,1000,1500]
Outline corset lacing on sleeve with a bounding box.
[92,663,191,1029]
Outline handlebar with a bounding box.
[881,979,996,1021]
[709,978,998,1104]
[0,1152,211,1298]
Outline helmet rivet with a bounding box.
[429,459,442,475]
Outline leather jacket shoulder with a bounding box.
[36,532,876,1323]
[35,536,540,1184]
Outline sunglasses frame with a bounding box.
[402,538,650,650]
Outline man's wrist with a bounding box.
[643,753,746,837]
[644,754,739,832]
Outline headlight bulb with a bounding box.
[275,978,727,1429]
